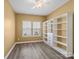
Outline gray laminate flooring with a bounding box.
[7,42,73,59]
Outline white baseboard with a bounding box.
[4,40,43,59]
[4,43,16,59]
[16,40,43,44]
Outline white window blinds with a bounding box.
[22,21,31,36]
[33,22,41,36]
[22,21,41,37]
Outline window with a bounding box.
[22,21,41,37]
[33,22,41,36]
[22,21,31,36]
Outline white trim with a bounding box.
[4,43,16,59]
[16,40,43,44]
[4,40,43,59]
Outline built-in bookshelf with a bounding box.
[56,16,66,52]
[43,22,47,41]
[43,13,73,57]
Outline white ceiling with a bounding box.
[9,0,69,16]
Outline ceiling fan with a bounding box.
[32,0,50,9]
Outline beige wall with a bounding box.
[4,0,15,56]
[15,14,46,42]
[47,0,74,19]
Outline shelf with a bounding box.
[57,22,66,24]
[57,37,66,43]
[55,41,67,46]
[57,24,66,29]
[55,35,66,38]
[53,29,66,30]
[54,22,66,24]
[57,17,66,22]
[43,37,47,38]
[23,36,41,37]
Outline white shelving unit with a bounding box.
[43,20,54,47]
[43,13,73,57]
[43,21,47,41]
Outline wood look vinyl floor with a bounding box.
[8,42,73,59]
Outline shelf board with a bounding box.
[22,36,41,37]
[54,22,66,24]
[55,41,67,46]
[43,36,47,38]
[55,35,66,38]
[53,29,66,30]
